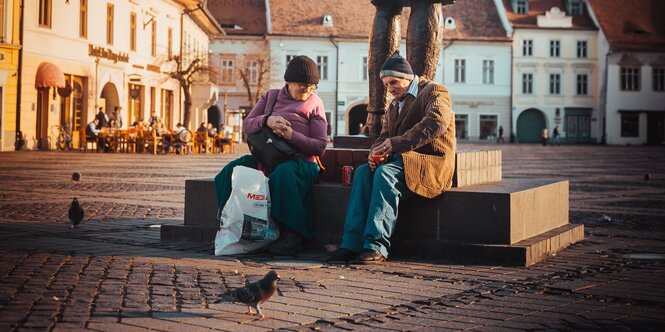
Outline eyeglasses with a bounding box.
[297,83,318,90]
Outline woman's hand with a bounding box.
[273,125,293,141]
[267,115,293,140]
[267,115,291,130]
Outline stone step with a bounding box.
[312,178,570,245]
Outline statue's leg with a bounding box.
[407,0,444,80]
[366,1,402,137]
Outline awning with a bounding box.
[34,62,65,88]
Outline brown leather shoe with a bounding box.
[327,248,356,262]
[353,249,385,264]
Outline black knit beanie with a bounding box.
[284,55,320,84]
[380,52,414,80]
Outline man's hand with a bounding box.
[373,140,393,158]
[368,139,393,171]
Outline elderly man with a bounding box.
[329,52,456,264]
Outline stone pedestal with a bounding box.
[161,149,583,266]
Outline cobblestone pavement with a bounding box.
[0,144,664,331]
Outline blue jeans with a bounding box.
[339,154,413,258]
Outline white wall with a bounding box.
[443,41,512,141]
[605,52,665,145]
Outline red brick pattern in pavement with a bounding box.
[0,144,664,331]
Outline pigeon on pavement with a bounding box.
[224,270,280,319]
[68,198,84,228]
[71,172,81,181]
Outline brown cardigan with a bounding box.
[373,78,456,198]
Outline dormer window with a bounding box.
[444,17,456,29]
[513,0,528,15]
[322,14,333,27]
[567,0,584,16]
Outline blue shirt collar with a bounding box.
[406,75,419,98]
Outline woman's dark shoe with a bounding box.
[352,249,385,264]
[268,229,303,256]
[327,248,356,262]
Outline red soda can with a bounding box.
[342,166,354,186]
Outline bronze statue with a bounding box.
[365,0,453,137]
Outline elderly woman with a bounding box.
[214,55,327,256]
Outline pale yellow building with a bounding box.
[17,0,221,150]
[0,0,21,151]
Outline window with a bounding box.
[362,56,368,81]
[479,115,498,140]
[482,60,494,84]
[151,21,157,57]
[220,59,235,84]
[455,114,468,139]
[454,59,465,83]
[621,113,639,137]
[317,56,329,80]
[106,3,114,45]
[653,68,665,92]
[522,40,533,56]
[576,74,588,95]
[549,73,561,95]
[550,40,560,57]
[129,12,136,51]
[248,60,259,85]
[39,0,52,28]
[522,73,533,94]
[621,67,640,91]
[167,28,173,57]
[150,87,156,117]
[577,41,587,58]
[515,0,528,14]
[568,0,584,16]
[79,0,87,38]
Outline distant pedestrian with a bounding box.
[552,126,561,145]
[112,106,123,128]
[541,127,549,146]
[95,107,109,128]
[497,126,505,144]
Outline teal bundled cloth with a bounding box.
[215,155,320,239]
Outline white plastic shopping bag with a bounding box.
[214,166,279,255]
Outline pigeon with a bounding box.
[71,172,81,181]
[68,198,84,228]
[223,270,280,319]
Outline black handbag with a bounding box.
[247,92,297,169]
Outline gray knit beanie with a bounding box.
[379,52,414,80]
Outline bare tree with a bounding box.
[237,56,271,110]
[166,54,216,128]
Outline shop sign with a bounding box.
[88,45,129,63]
[147,64,161,73]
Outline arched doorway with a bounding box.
[347,104,368,135]
[516,108,546,143]
[100,82,119,118]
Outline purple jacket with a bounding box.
[243,86,328,162]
